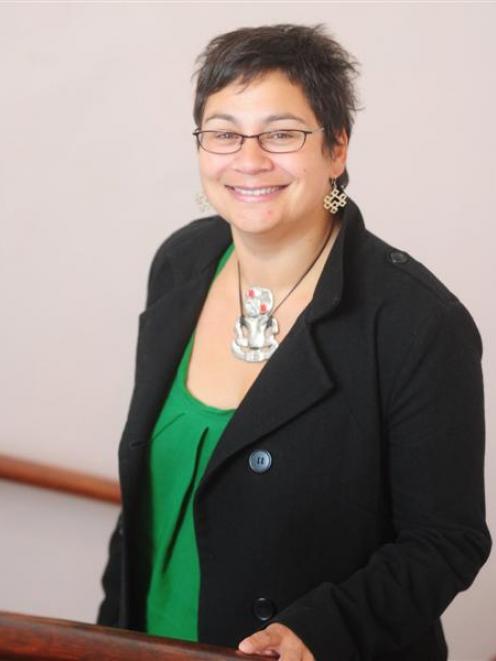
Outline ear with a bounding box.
[329,130,349,179]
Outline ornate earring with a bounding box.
[195,191,212,213]
[323,178,348,214]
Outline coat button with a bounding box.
[389,250,408,264]
[253,597,276,621]
[249,450,272,473]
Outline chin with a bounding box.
[224,209,286,236]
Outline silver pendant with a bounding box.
[232,286,279,362]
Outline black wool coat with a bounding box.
[97,198,491,661]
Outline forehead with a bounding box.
[202,70,317,126]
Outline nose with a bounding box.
[232,136,274,174]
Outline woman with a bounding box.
[97,24,491,661]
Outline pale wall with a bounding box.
[0,3,494,660]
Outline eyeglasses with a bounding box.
[192,127,325,154]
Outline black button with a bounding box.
[389,250,408,264]
[249,450,272,473]
[253,597,276,621]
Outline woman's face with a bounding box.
[197,69,347,237]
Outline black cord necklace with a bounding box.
[232,219,335,362]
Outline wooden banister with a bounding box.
[0,454,120,504]
[0,611,259,660]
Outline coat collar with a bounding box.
[305,196,365,323]
[120,198,367,504]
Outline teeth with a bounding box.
[232,186,283,196]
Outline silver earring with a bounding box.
[195,191,212,213]
[323,178,348,214]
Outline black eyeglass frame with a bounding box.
[192,127,325,154]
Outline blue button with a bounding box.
[249,450,272,473]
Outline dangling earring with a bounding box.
[323,178,348,214]
[195,191,212,213]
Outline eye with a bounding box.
[268,131,296,140]
[213,131,238,140]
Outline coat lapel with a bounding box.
[120,264,221,448]
[196,312,335,498]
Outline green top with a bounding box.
[146,241,236,642]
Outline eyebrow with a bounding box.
[203,112,307,125]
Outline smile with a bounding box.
[225,185,288,201]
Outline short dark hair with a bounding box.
[192,23,360,188]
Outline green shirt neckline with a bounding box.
[178,331,237,416]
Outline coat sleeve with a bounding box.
[269,300,492,660]
[96,512,123,627]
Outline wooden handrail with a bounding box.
[0,453,120,504]
[0,611,258,660]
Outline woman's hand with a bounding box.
[238,623,316,660]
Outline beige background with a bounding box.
[0,2,495,659]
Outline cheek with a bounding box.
[291,157,323,183]
[199,153,233,181]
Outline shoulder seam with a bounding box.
[386,255,458,305]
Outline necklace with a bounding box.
[231,220,335,362]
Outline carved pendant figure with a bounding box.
[232,286,279,362]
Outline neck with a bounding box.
[230,215,341,297]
